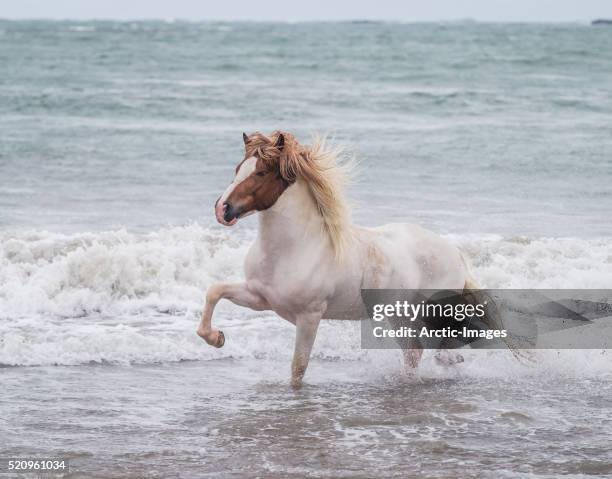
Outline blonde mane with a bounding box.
[246,131,353,260]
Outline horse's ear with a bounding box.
[274,133,285,151]
[242,132,249,144]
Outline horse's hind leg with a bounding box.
[197,282,268,348]
[387,317,423,370]
[403,343,423,369]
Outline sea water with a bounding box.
[1,20,612,477]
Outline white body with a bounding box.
[246,180,466,322]
[199,179,469,387]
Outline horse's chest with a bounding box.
[245,249,333,313]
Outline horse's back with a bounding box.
[355,222,467,290]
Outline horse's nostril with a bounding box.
[223,203,235,222]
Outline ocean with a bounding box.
[1,20,612,478]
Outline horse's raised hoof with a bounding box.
[197,328,225,348]
[214,330,225,348]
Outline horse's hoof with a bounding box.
[435,352,464,366]
[214,330,225,348]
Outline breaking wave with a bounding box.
[1,225,611,367]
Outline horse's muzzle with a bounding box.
[214,198,238,226]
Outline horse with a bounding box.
[198,131,478,388]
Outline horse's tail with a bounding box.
[459,252,527,361]
[460,251,479,290]
[459,252,499,330]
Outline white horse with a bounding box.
[198,131,476,388]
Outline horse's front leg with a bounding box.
[197,282,268,348]
[291,313,322,389]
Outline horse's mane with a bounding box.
[246,131,353,260]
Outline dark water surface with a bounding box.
[2,359,612,478]
[1,21,611,235]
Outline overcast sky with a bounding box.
[2,0,612,22]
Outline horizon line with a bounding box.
[0,17,607,24]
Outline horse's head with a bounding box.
[215,131,295,226]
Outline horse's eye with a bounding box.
[256,171,266,177]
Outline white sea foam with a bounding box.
[0,225,611,368]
